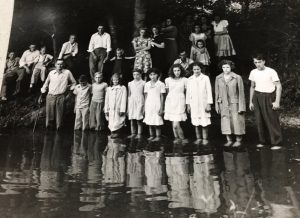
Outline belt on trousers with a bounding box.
[165,38,176,40]
[254,91,275,95]
[47,93,65,97]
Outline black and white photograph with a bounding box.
[0,0,299,217]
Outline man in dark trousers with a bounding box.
[249,54,282,149]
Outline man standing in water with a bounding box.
[249,54,282,149]
[39,59,76,130]
[88,24,111,81]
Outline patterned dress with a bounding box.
[132,37,152,73]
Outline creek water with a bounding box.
[0,126,299,218]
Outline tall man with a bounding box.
[88,25,111,81]
[40,59,76,130]
[58,34,78,76]
[249,54,282,149]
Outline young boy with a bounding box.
[89,72,108,131]
[249,54,282,149]
[73,75,92,131]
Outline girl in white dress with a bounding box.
[212,15,236,58]
[144,68,166,141]
[189,24,207,52]
[164,64,188,144]
[186,62,213,145]
[127,69,146,139]
[104,73,127,138]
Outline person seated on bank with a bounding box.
[30,46,53,89]
[39,59,76,130]
[58,34,78,74]
[173,51,194,76]
[14,44,40,95]
[88,24,112,81]
[0,52,20,101]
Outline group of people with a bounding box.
[1,13,283,149]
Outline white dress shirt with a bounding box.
[19,50,40,67]
[58,41,78,59]
[88,32,112,53]
[41,69,76,95]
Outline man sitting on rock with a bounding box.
[1,52,20,101]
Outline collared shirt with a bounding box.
[174,58,194,70]
[249,67,280,93]
[34,54,53,64]
[73,84,92,109]
[88,32,112,53]
[58,41,78,59]
[41,69,76,95]
[19,50,40,67]
[5,57,20,73]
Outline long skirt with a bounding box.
[214,34,236,57]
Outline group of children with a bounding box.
[74,59,245,147]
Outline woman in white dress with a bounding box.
[186,62,213,145]
[164,64,188,143]
[143,68,166,141]
[189,24,207,52]
[127,69,146,139]
[212,14,236,58]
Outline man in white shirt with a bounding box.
[58,34,78,76]
[39,59,76,130]
[173,51,194,76]
[249,54,282,149]
[88,25,111,81]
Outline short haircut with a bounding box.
[151,25,160,31]
[218,59,236,70]
[40,46,47,50]
[70,34,77,38]
[168,64,185,78]
[116,48,124,56]
[132,69,143,75]
[110,73,122,86]
[78,74,88,82]
[190,62,205,70]
[252,53,266,61]
[179,51,187,56]
[147,68,161,77]
[94,72,103,77]
[195,39,206,47]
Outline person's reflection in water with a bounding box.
[79,132,107,212]
[68,131,88,181]
[166,154,192,209]
[143,147,168,203]
[102,137,126,187]
[249,148,296,217]
[126,139,145,210]
[221,150,255,217]
[190,153,221,215]
[36,132,67,213]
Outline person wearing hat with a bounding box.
[88,25,112,81]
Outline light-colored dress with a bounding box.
[215,72,245,135]
[190,47,210,66]
[132,37,152,73]
[186,74,213,126]
[127,80,145,120]
[104,85,127,131]
[164,77,187,122]
[212,20,236,57]
[189,32,207,45]
[143,80,166,126]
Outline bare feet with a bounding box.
[152,137,161,142]
[193,139,202,145]
[127,134,137,139]
[224,141,233,147]
[147,136,155,141]
[202,139,209,145]
[135,134,142,139]
[232,141,241,147]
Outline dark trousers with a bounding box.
[46,94,65,129]
[1,68,26,97]
[253,91,282,145]
[89,48,107,81]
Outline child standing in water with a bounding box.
[89,72,108,131]
[104,73,127,138]
[73,75,92,131]
[164,64,188,144]
[127,69,146,138]
[143,68,166,141]
[215,60,246,147]
[190,39,210,75]
[186,62,213,145]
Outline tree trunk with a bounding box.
[107,14,118,48]
[133,0,147,37]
